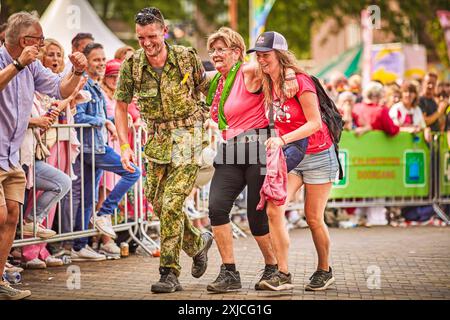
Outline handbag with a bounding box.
[268,102,308,172]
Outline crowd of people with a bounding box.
[0,6,449,300]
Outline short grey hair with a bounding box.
[363,81,384,102]
[5,11,40,46]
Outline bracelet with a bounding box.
[285,76,297,81]
[72,67,84,76]
[280,136,287,145]
[120,143,130,152]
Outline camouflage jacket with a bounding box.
[114,43,210,165]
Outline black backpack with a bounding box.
[310,75,344,180]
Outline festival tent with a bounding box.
[313,44,363,80]
[40,0,125,59]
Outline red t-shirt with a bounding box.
[274,73,333,154]
[352,102,399,136]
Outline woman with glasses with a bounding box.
[248,31,339,291]
[205,27,298,293]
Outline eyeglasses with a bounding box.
[24,35,45,44]
[135,11,165,25]
[208,47,233,57]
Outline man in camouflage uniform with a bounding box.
[114,7,213,293]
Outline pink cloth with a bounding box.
[210,67,269,140]
[257,146,287,210]
[22,142,70,262]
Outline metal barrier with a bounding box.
[13,123,157,255]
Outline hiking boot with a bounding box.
[259,270,294,291]
[151,267,183,293]
[191,231,213,278]
[305,267,335,291]
[255,264,278,290]
[206,265,242,293]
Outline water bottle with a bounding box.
[3,271,21,284]
[62,255,72,265]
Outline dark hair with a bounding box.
[72,32,94,48]
[135,7,165,27]
[83,42,103,57]
[0,23,7,33]
[400,81,418,106]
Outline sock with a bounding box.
[224,263,236,272]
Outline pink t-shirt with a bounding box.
[274,73,333,154]
[211,67,269,140]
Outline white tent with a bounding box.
[40,0,125,59]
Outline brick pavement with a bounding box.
[17,226,450,300]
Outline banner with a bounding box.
[437,10,450,63]
[370,43,404,84]
[330,131,430,199]
[249,0,276,49]
[440,133,450,196]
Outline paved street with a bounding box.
[19,226,450,300]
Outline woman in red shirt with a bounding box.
[248,31,338,291]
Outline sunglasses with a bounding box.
[135,11,164,25]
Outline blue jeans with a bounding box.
[26,161,71,224]
[73,146,141,250]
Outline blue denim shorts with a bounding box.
[290,144,339,184]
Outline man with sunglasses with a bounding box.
[114,7,213,294]
[0,11,87,300]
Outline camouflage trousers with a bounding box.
[144,161,204,276]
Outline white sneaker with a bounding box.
[0,281,31,300]
[93,215,117,239]
[45,256,63,267]
[24,258,46,269]
[22,222,57,239]
[99,241,121,259]
[71,246,106,262]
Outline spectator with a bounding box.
[0,11,86,300]
[328,71,348,103]
[352,81,400,136]
[419,72,446,132]
[63,32,94,75]
[336,91,356,130]
[384,83,401,108]
[389,81,426,133]
[114,45,134,61]
[71,42,141,262]
[348,74,362,103]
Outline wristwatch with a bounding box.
[72,67,84,76]
[12,59,25,71]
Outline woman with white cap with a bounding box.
[248,31,339,291]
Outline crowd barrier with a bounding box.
[13,127,449,252]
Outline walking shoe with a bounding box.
[24,258,46,269]
[254,264,278,290]
[71,245,106,262]
[45,256,63,267]
[305,267,335,291]
[22,222,56,239]
[93,215,117,239]
[99,240,121,260]
[259,270,294,291]
[207,265,242,293]
[0,281,31,300]
[151,267,183,293]
[191,231,213,278]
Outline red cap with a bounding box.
[105,59,121,77]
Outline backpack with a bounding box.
[310,75,344,180]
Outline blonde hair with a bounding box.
[38,38,65,73]
[114,45,135,61]
[207,27,246,62]
[259,50,304,108]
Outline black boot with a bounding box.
[191,231,214,278]
[151,267,183,293]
